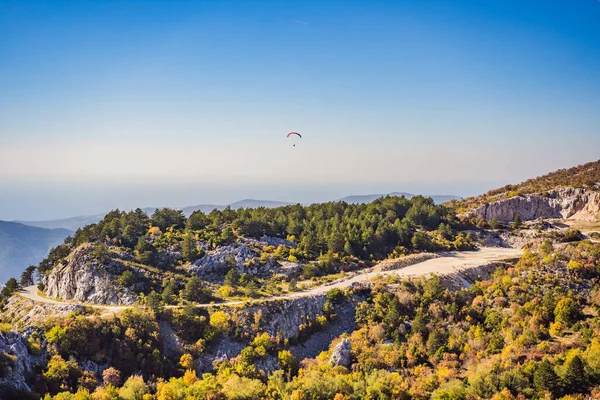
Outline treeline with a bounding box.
[38,195,468,274]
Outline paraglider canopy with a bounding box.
[287,132,301,147]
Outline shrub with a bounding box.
[102,367,121,387]
[210,311,231,335]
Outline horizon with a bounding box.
[7,189,466,223]
[1,0,599,220]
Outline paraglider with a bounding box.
[287,132,301,147]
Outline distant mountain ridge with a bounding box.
[16,192,461,231]
[0,221,72,284]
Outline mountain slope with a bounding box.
[0,221,72,283]
[454,159,600,212]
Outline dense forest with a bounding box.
[22,195,475,304]
[6,238,600,399]
[43,194,462,265]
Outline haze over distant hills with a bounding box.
[0,221,72,284]
[17,192,460,231]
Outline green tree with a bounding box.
[187,210,209,231]
[134,237,154,265]
[220,227,236,244]
[0,278,19,298]
[44,355,82,393]
[20,265,36,286]
[118,375,149,400]
[144,291,163,315]
[151,208,186,231]
[327,230,344,254]
[92,243,109,264]
[245,280,258,297]
[437,223,453,239]
[119,270,135,287]
[555,298,580,326]
[161,279,178,304]
[181,230,198,263]
[431,379,467,400]
[513,214,522,229]
[540,239,554,255]
[563,355,587,394]
[226,254,237,269]
[299,231,319,259]
[411,231,433,251]
[182,276,210,303]
[224,268,240,286]
[534,359,559,395]
[343,240,354,256]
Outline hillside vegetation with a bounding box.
[6,237,600,399]
[25,195,476,306]
[451,159,600,213]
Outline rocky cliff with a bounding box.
[470,188,600,223]
[0,329,42,393]
[219,294,329,340]
[43,245,137,305]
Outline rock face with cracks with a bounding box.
[188,237,299,282]
[43,245,136,305]
[470,188,600,223]
[0,329,43,392]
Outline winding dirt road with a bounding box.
[18,247,522,313]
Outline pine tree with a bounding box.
[513,214,522,229]
[162,279,178,304]
[534,359,559,395]
[563,355,587,393]
[20,265,36,286]
[224,268,240,286]
[327,230,344,254]
[343,240,354,256]
[181,230,197,263]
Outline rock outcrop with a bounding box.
[220,295,329,340]
[472,188,600,223]
[43,245,136,305]
[0,329,42,393]
[2,295,86,329]
[188,237,298,281]
[470,188,600,223]
[330,338,352,367]
[440,261,517,291]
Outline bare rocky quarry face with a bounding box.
[470,188,600,223]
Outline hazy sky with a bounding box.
[1,0,599,220]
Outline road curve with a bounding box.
[18,247,522,312]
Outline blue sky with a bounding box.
[1,0,599,220]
